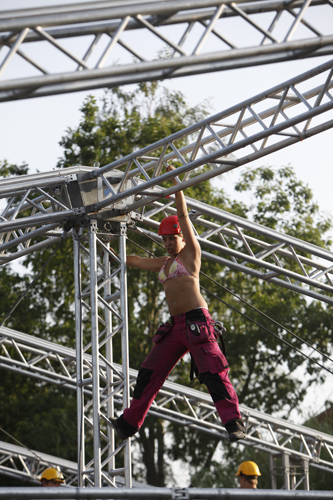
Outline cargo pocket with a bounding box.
[198,342,229,374]
[153,320,174,344]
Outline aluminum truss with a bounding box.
[0,440,78,486]
[0,440,153,490]
[72,220,133,488]
[1,326,333,487]
[1,58,333,489]
[1,61,333,299]
[0,0,333,101]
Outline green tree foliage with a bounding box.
[0,84,332,488]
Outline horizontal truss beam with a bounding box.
[0,0,332,101]
[1,60,332,302]
[1,326,333,474]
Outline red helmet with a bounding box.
[158,215,181,235]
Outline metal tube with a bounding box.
[303,458,310,491]
[0,176,67,195]
[89,220,102,487]
[0,28,29,78]
[0,0,233,31]
[283,453,291,491]
[0,486,333,499]
[0,223,59,252]
[2,47,332,103]
[119,222,132,488]
[103,241,115,482]
[0,210,75,232]
[1,35,332,93]
[73,230,85,487]
[270,454,277,490]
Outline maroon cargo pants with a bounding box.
[118,308,243,437]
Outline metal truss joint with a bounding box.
[89,219,98,233]
[172,488,190,500]
[73,207,85,216]
[129,211,143,222]
[119,222,127,236]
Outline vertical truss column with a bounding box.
[119,222,132,488]
[89,219,102,487]
[282,453,291,491]
[103,241,115,480]
[73,228,85,487]
[72,219,132,487]
[269,455,277,490]
[302,458,310,491]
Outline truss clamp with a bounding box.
[73,207,85,216]
[129,211,143,222]
[172,488,190,500]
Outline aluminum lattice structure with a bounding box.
[1,4,333,489]
[1,60,333,301]
[1,325,333,490]
[0,0,333,101]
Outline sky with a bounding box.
[0,1,333,424]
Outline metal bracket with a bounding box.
[130,211,143,221]
[89,220,98,233]
[119,222,127,236]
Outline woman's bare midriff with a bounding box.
[164,275,208,317]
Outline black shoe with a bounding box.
[109,417,128,440]
[229,430,246,443]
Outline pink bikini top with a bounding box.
[158,254,198,285]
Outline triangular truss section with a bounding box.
[0,0,333,101]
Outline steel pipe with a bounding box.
[0,486,333,499]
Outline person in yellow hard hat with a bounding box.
[39,466,65,487]
[235,461,261,489]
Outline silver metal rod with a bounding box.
[0,210,75,232]
[0,28,29,78]
[103,241,115,483]
[119,222,132,488]
[0,176,67,195]
[1,35,332,93]
[88,220,102,487]
[73,230,85,487]
[0,486,333,499]
[0,0,232,31]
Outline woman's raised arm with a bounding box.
[166,165,201,259]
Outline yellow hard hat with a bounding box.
[235,461,261,476]
[39,467,65,483]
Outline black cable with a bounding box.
[127,232,333,374]
[0,231,68,329]
[200,270,333,366]
[199,282,333,375]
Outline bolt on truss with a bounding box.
[1,326,333,483]
[0,0,333,101]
